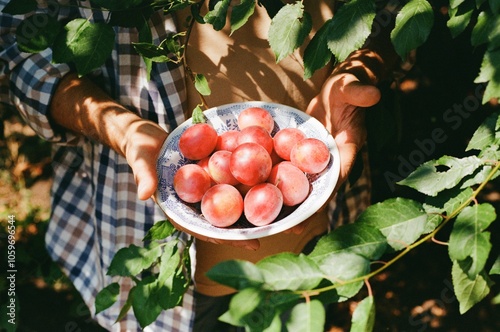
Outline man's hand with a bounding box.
[306,72,381,188]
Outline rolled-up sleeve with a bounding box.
[0,2,79,144]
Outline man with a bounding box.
[0,0,397,330]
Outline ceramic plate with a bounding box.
[155,101,340,240]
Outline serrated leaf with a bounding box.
[230,0,255,35]
[15,14,61,53]
[143,219,176,241]
[303,19,334,80]
[449,204,495,278]
[466,110,500,151]
[157,240,180,284]
[204,0,231,31]
[475,46,500,103]
[131,277,163,328]
[398,155,483,196]
[2,0,37,15]
[313,252,369,301]
[268,2,312,63]
[357,197,428,251]
[447,1,474,38]
[158,266,189,309]
[391,0,434,60]
[471,10,495,46]
[194,73,211,96]
[350,296,375,332]
[206,259,265,290]
[326,0,376,62]
[52,19,115,76]
[256,253,323,291]
[107,243,162,277]
[95,282,120,315]
[423,187,473,232]
[452,259,493,314]
[286,300,325,332]
[309,223,387,261]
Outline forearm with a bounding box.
[49,73,163,157]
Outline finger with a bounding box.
[132,157,158,200]
[341,79,381,108]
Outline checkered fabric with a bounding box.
[1,1,371,331]
[1,1,193,331]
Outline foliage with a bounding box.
[3,0,500,101]
[92,110,500,330]
[3,0,500,330]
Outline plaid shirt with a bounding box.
[1,1,193,331]
[1,1,371,331]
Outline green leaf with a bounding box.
[357,197,428,251]
[2,0,38,15]
[256,253,323,291]
[313,252,370,301]
[143,219,176,242]
[52,19,115,76]
[350,296,375,332]
[398,155,483,196]
[447,1,475,38]
[191,105,206,124]
[131,277,163,329]
[475,47,500,103]
[95,282,120,315]
[206,259,265,290]
[309,223,387,261]
[15,14,61,53]
[115,293,132,323]
[391,0,434,60]
[204,0,231,31]
[423,187,473,232]
[220,290,299,331]
[471,10,495,46]
[449,204,495,278]
[230,0,255,35]
[449,0,465,9]
[133,42,172,62]
[286,300,325,332]
[466,111,500,151]
[268,2,312,63]
[107,243,162,277]
[326,0,376,62]
[194,73,211,96]
[452,259,493,314]
[490,0,500,14]
[303,19,334,80]
[219,287,265,328]
[490,254,500,275]
[157,241,180,284]
[156,239,190,310]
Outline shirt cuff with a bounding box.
[8,48,81,145]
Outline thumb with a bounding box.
[342,80,381,108]
[133,156,159,200]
